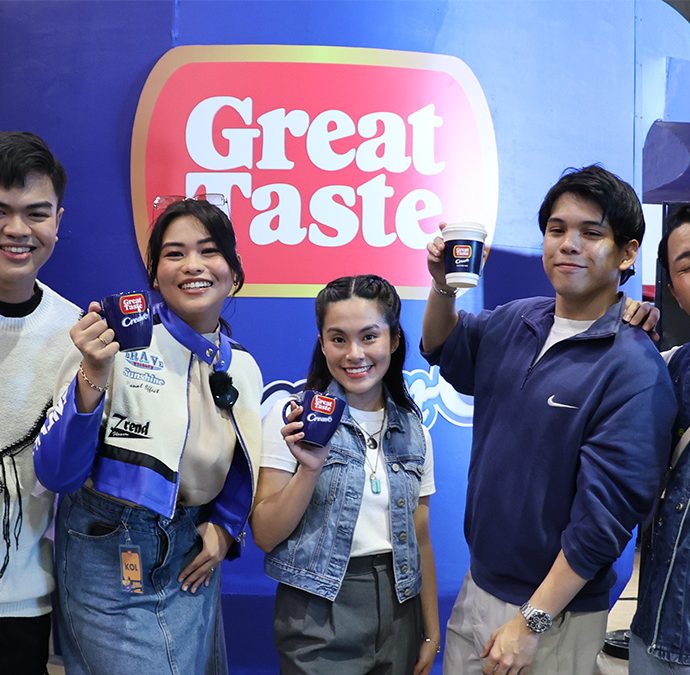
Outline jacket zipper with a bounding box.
[519,315,614,390]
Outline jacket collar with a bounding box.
[522,292,627,341]
[155,302,230,367]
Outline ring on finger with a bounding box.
[98,335,109,346]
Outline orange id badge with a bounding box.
[119,545,144,594]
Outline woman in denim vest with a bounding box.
[251,274,440,674]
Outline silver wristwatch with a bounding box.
[520,602,553,633]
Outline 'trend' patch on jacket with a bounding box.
[108,414,152,440]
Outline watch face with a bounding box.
[527,611,552,634]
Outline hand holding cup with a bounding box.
[71,302,119,365]
[428,221,488,290]
[69,289,152,412]
[426,226,448,288]
[70,301,120,400]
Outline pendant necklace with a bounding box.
[352,411,386,494]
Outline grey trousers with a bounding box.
[444,572,608,674]
[274,553,423,674]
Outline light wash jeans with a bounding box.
[55,487,227,675]
[630,633,690,674]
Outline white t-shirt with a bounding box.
[662,346,681,365]
[261,398,435,557]
[534,316,596,364]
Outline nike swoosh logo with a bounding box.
[547,395,579,410]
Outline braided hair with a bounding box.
[305,274,420,417]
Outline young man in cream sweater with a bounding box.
[0,132,80,674]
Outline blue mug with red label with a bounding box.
[282,390,346,448]
[100,291,153,352]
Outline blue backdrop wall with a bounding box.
[3,1,690,672]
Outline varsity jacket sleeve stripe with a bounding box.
[33,377,104,493]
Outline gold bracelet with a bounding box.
[424,637,441,653]
[432,279,458,298]
[79,362,108,393]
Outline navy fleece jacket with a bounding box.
[424,295,676,611]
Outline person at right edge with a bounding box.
[629,204,690,674]
[421,165,676,675]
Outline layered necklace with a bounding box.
[351,411,386,494]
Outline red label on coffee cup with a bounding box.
[453,244,472,259]
[311,395,336,415]
[119,293,147,315]
[131,45,497,298]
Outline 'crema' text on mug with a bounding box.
[122,311,150,328]
[306,413,333,423]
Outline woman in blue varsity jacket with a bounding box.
[251,275,440,675]
[33,197,262,675]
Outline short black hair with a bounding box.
[538,165,644,285]
[658,204,690,282]
[146,198,244,294]
[0,132,67,207]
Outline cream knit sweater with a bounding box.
[0,282,80,616]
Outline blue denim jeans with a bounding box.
[55,487,227,675]
[630,633,690,674]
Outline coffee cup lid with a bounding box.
[443,221,487,236]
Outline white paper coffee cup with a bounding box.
[441,222,488,288]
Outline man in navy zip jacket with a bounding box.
[422,166,676,675]
[630,204,690,674]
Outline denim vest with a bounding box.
[632,344,690,665]
[264,383,426,602]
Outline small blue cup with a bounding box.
[282,390,346,448]
[100,291,153,352]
